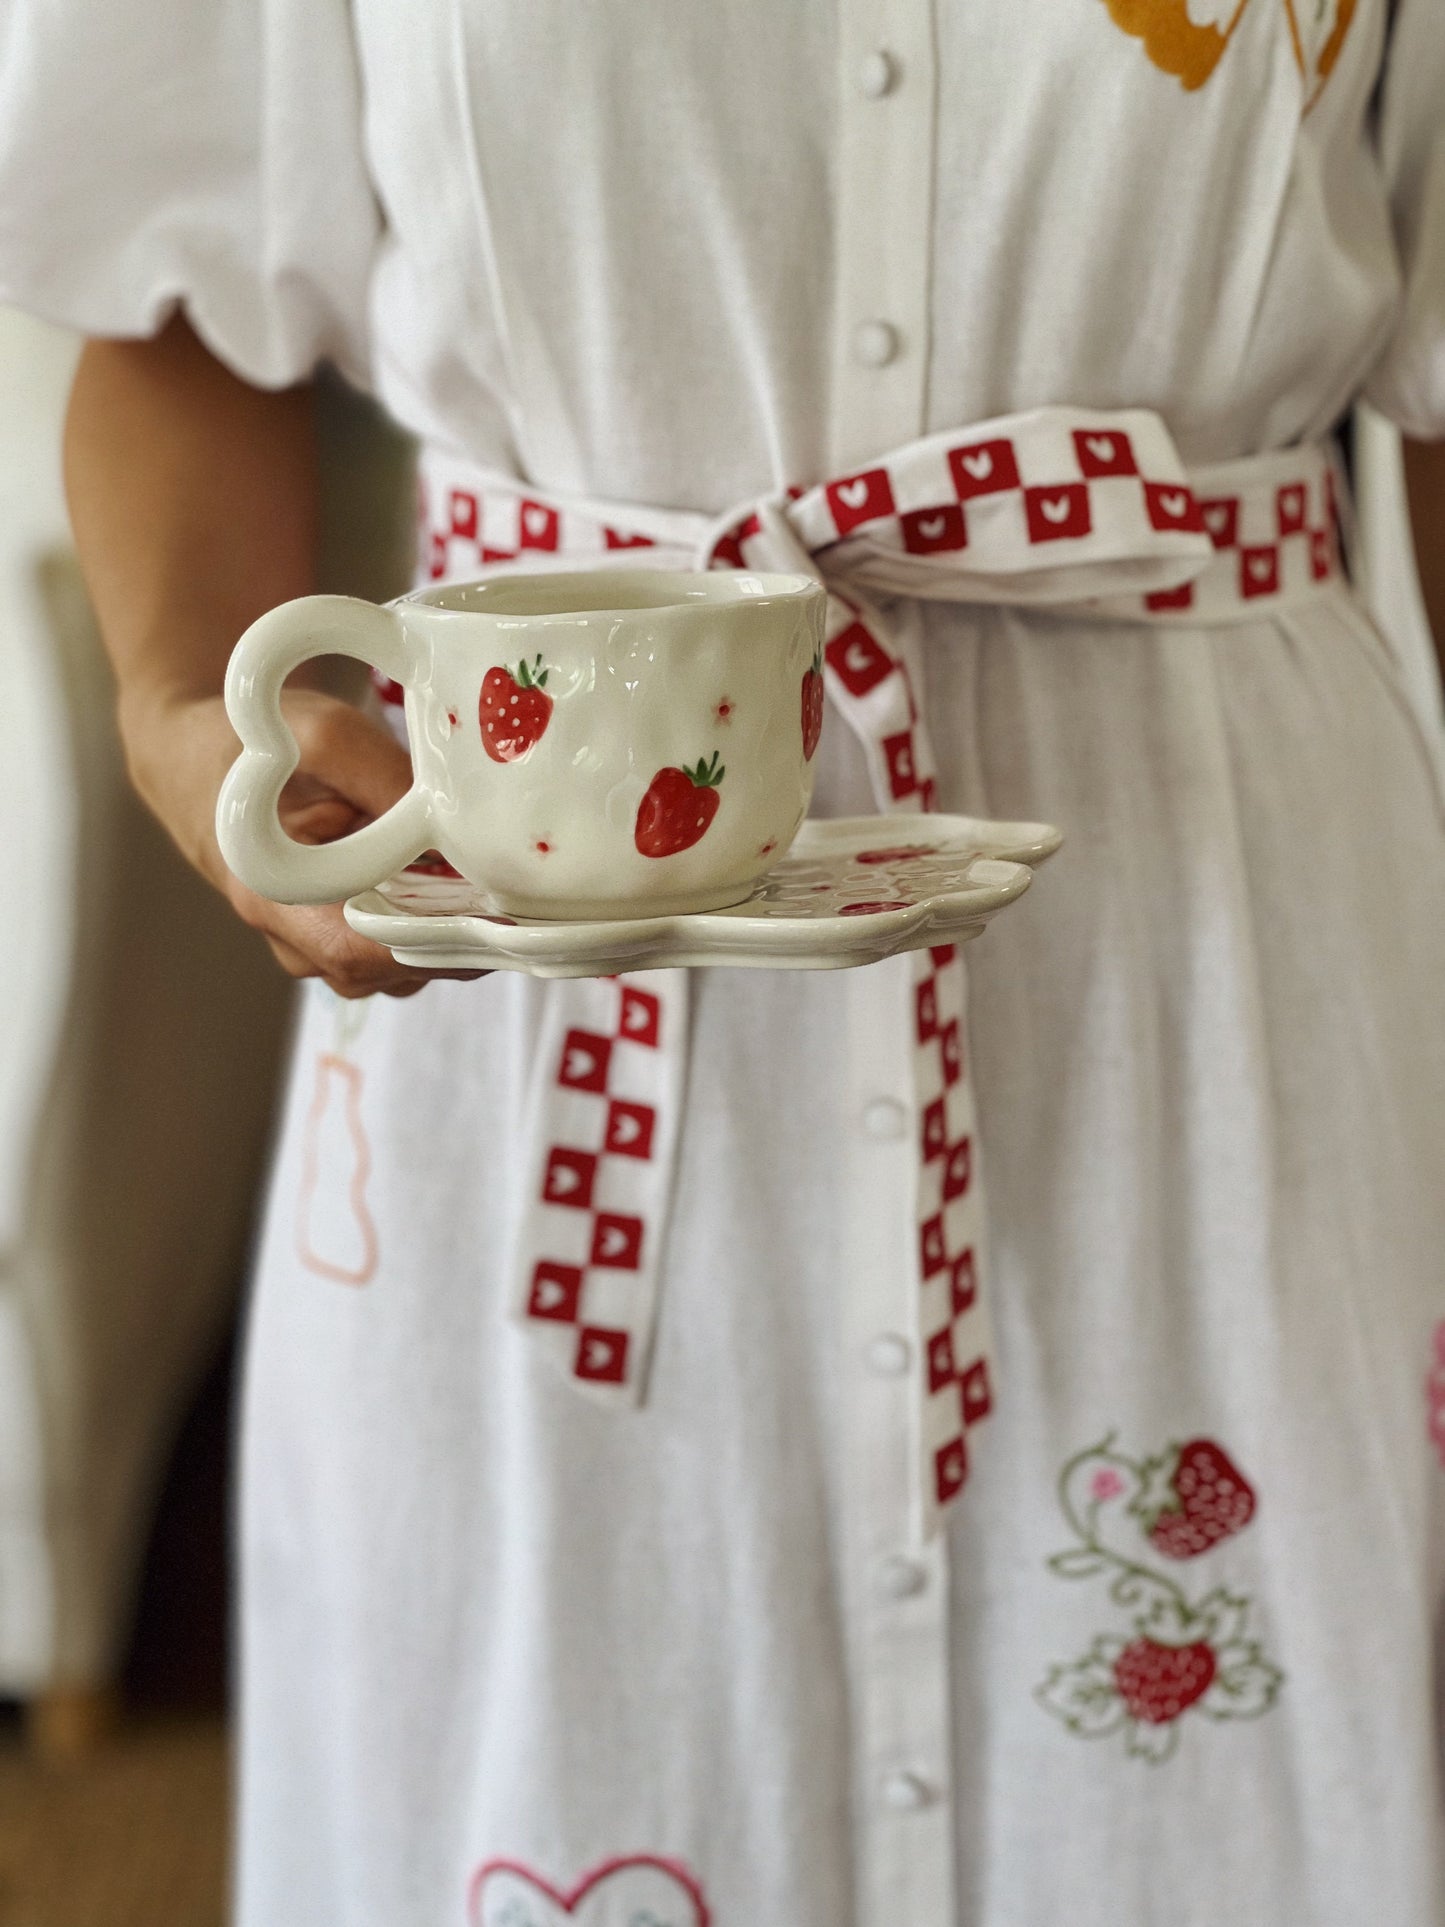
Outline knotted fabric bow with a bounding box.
[405,409,1340,1540]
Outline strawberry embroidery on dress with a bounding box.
[1139,1436,1256,1556]
[1426,1322,1445,1467]
[1036,1433,1283,1762]
[480,656,554,762]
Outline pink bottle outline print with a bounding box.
[295,996,379,1285]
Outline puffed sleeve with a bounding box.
[1365,0,1445,436]
[0,0,378,389]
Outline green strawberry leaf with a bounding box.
[1194,1588,1251,1646]
[1035,1637,1128,1738]
[1125,1716,1181,1764]
[1135,1593,1210,1644]
[1127,1446,1182,1533]
[1047,1549,1110,1581]
[1198,1641,1285,1720]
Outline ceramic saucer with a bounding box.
[343,813,1062,978]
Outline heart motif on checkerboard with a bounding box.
[471,1857,710,1927]
[1203,503,1234,538]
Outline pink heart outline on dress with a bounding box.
[470,1855,711,1927]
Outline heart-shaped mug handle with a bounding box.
[216,594,433,904]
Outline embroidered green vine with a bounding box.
[1036,1431,1283,1763]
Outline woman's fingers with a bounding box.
[264,930,428,997]
[235,888,486,998]
[121,685,488,997]
[279,688,415,827]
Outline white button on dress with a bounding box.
[865,1333,912,1377]
[853,319,900,369]
[876,1555,929,1600]
[862,1097,907,1140]
[881,1771,936,1812]
[859,49,899,98]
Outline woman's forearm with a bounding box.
[1402,436,1445,695]
[64,310,319,718]
[60,311,468,996]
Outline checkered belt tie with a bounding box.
[398,410,1343,1541]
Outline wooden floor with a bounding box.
[0,1709,229,1927]
[0,1333,237,1927]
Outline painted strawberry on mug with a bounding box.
[801,647,824,761]
[479,655,553,762]
[635,753,725,857]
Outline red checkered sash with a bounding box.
[404,413,1343,1540]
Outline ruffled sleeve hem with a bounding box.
[0,0,378,390]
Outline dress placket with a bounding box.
[830,3,959,1920]
[829,0,936,474]
[842,957,959,1926]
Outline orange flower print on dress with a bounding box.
[1099,0,1251,91]
[1098,0,1357,112]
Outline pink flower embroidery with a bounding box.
[1091,1468,1126,1502]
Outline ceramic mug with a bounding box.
[217,568,827,919]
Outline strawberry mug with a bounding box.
[217,568,826,919]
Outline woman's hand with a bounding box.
[120,682,484,998]
[66,319,483,1000]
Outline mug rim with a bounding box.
[400,567,821,621]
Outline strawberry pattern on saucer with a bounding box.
[344,814,1061,978]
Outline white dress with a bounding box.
[4,3,1445,1922]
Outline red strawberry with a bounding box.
[1113,1637,1217,1724]
[801,649,824,761]
[479,656,553,762]
[1146,1439,1257,1560]
[635,753,725,857]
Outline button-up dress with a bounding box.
[2,2,1444,1921]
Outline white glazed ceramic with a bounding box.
[343,814,1064,977]
[217,569,826,918]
